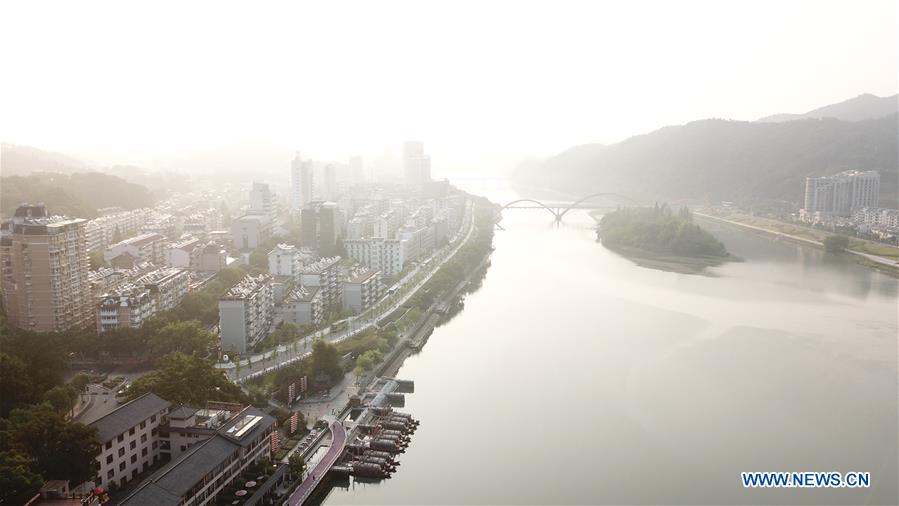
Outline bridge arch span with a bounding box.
[498,199,563,220]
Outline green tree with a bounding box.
[310,339,343,384]
[0,451,44,505]
[89,250,105,270]
[823,234,850,252]
[4,403,100,484]
[0,353,34,417]
[42,385,78,415]
[289,454,306,479]
[125,352,249,406]
[148,320,216,358]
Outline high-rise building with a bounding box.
[403,141,431,185]
[300,201,342,255]
[290,152,314,211]
[0,204,93,332]
[248,181,274,218]
[324,164,338,201]
[803,170,880,217]
[349,155,365,182]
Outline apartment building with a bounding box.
[105,233,167,268]
[0,204,93,332]
[231,214,272,251]
[344,237,406,276]
[138,267,190,312]
[283,285,324,327]
[89,393,171,489]
[219,274,273,353]
[95,267,188,331]
[166,235,202,270]
[802,170,880,218]
[97,285,156,332]
[85,208,150,252]
[121,406,276,506]
[342,268,382,314]
[200,244,228,272]
[268,243,303,279]
[299,256,341,307]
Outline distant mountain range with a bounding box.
[515,94,898,207]
[758,93,898,123]
[1,143,88,176]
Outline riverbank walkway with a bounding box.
[285,419,347,506]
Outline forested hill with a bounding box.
[515,114,898,207]
[1,172,155,218]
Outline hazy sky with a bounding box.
[1,0,896,175]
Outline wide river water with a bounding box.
[321,183,898,505]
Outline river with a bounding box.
[320,183,898,505]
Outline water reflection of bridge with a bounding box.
[497,193,639,223]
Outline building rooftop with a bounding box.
[346,267,379,284]
[88,393,170,443]
[167,405,199,420]
[222,274,271,300]
[109,232,165,249]
[301,256,341,274]
[285,285,320,303]
[120,407,274,506]
[137,267,187,286]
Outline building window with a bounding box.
[107,470,114,479]
[105,441,112,450]
[152,441,158,449]
[129,428,135,436]
[106,455,113,464]
[142,448,148,457]
[117,434,124,443]
[130,441,136,450]
[130,455,137,464]
[140,434,147,443]
[151,414,157,423]
[118,448,125,457]
[119,462,125,472]
[140,421,146,429]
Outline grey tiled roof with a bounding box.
[167,405,199,420]
[119,483,181,506]
[88,393,170,444]
[154,436,239,496]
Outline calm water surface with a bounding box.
[322,184,898,505]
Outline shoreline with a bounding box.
[694,212,899,277]
[601,243,738,274]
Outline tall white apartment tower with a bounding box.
[403,141,431,185]
[290,151,314,211]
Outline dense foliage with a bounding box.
[823,234,850,252]
[599,205,729,257]
[124,352,249,406]
[1,172,155,218]
[0,403,100,503]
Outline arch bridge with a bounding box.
[497,193,640,223]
